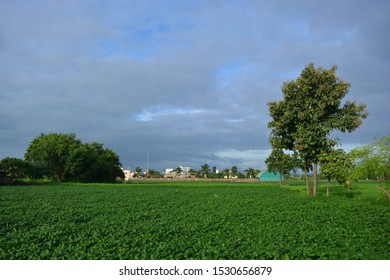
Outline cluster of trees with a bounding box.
[349,134,390,182]
[0,133,124,184]
[350,134,390,204]
[266,63,368,195]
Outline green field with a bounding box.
[0,181,389,260]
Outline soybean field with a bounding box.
[0,181,389,260]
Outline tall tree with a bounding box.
[268,63,368,195]
[25,133,81,182]
[24,132,124,183]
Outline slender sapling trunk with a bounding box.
[313,162,318,196]
[327,177,330,197]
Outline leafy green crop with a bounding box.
[0,182,389,259]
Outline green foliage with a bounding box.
[244,167,260,178]
[319,149,353,190]
[67,142,124,183]
[0,157,30,184]
[265,150,298,185]
[25,161,48,182]
[24,133,123,183]
[133,167,143,178]
[268,63,368,195]
[350,134,390,206]
[146,169,163,178]
[0,170,7,185]
[199,163,210,178]
[175,166,183,174]
[230,166,238,177]
[0,182,388,260]
[350,134,390,181]
[24,133,81,182]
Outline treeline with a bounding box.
[133,164,262,179]
[0,133,124,185]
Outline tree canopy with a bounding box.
[319,149,353,196]
[24,132,124,183]
[0,157,29,185]
[268,63,368,195]
[24,133,81,182]
[265,149,298,186]
[350,134,390,181]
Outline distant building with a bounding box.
[164,166,193,178]
[164,168,174,175]
[121,168,135,180]
[180,166,191,173]
[258,171,284,182]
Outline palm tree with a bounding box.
[245,167,256,178]
[200,163,210,178]
[133,166,143,178]
[231,166,238,177]
[175,166,183,177]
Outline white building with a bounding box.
[164,166,193,178]
[121,168,135,180]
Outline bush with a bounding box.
[0,157,29,185]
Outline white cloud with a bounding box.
[134,107,213,122]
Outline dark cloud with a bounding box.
[1,0,389,172]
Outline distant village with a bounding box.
[121,166,282,181]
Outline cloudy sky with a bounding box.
[1,0,389,172]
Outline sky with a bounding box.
[1,0,389,172]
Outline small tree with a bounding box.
[200,163,210,178]
[245,167,256,178]
[265,149,297,186]
[175,166,183,177]
[231,166,239,178]
[147,169,162,178]
[133,167,143,178]
[319,149,353,196]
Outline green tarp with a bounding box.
[259,171,283,181]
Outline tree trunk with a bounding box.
[327,177,330,197]
[279,173,282,187]
[313,162,318,196]
[304,169,310,195]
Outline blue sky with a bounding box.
[1,0,389,172]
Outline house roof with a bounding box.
[259,170,283,181]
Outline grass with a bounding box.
[0,181,389,260]
[285,179,389,205]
